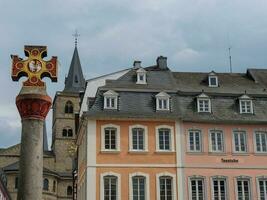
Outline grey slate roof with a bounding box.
[64,47,86,93]
[84,64,267,124]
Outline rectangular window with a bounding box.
[160,176,172,200]
[258,179,267,200]
[236,179,250,200]
[210,130,224,152]
[132,176,145,200]
[212,178,227,200]
[209,77,218,87]
[240,100,252,113]
[105,128,117,150]
[198,99,210,112]
[105,97,117,109]
[188,130,202,152]
[132,128,145,150]
[190,178,204,200]
[158,99,169,110]
[158,129,171,150]
[104,176,117,200]
[255,132,267,153]
[233,131,247,153]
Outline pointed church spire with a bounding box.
[64,33,86,93]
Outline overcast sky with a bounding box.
[1,0,267,148]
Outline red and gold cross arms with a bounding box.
[11,45,58,87]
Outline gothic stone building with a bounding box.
[0,46,85,200]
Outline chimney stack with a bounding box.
[157,56,167,70]
[133,61,141,69]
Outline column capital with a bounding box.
[16,93,52,120]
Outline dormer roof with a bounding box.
[155,91,170,98]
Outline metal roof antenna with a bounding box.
[227,33,233,73]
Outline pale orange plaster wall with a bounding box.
[96,167,177,200]
[96,120,176,164]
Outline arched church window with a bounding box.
[75,75,78,83]
[43,178,49,191]
[62,127,73,137]
[65,101,73,114]
[62,129,68,137]
[68,129,73,137]
[67,186,73,196]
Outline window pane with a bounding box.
[159,129,171,150]
[160,176,172,200]
[104,176,117,200]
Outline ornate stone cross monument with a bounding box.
[11,45,57,200]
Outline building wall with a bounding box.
[182,122,267,200]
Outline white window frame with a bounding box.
[155,125,175,152]
[211,176,228,200]
[232,130,248,154]
[101,124,120,152]
[254,131,267,154]
[104,90,118,110]
[209,75,218,87]
[156,92,170,111]
[256,176,267,200]
[100,172,121,200]
[235,176,252,200]
[129,125,148,152]
[239,99,253,114]
[129,172,150,200]
[197,93,211,113]
[187,129,202,153]
[209,130,225,153]
[156,172,177,200]
[136,68,147,84]
[188,175,206,200]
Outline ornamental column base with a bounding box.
[16,87,51,200]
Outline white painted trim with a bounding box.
[256,177,267,200]
[197,97,211,113]
[187,129,203,153]
[136,70,147,84]
[104,96,118,110]
[129,125,148,152]
[101,124,120,152]
[210,176,228,200]
[156,92,170,111]
[232,130,248,153]
[175,121,185,200]
[100,172,121,200]
[253,131,267,153]
[234,176,252,200]
[239,99,253,114]
[129,172,150,200]
[208,129,225,153]
[188,176,206,200]
[86,120,96,200]
[156,172,177,200]
[208,75,218,87]
[155,125,175,152]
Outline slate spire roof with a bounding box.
[64,46,85,93]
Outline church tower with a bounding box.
[52,43,85,172]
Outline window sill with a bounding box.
[155,150,175,154]
[100,150,120,154]
[208,152,227,156]
[231,152,250,156]
[128,150,149,154]
[186,151,204,155]
[254,152,267,156]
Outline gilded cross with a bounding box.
[11,45,58,87]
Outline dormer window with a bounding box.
[156,92,170,111]
[136,68,147,84]
[239,94,253,114]
[208,71,218,87]
[197,93,211,113]
[104,90,118,110]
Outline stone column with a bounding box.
[16,87,51,200]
